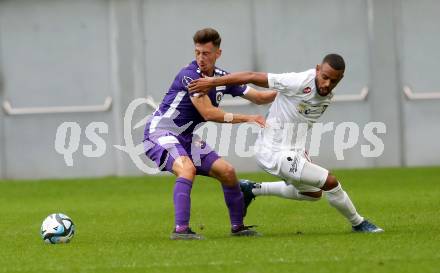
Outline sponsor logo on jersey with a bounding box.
[182,76,194,89]
[215,92,224,104]
[297,102,329,116]
[303,87,312,93]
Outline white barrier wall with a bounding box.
[0,0,439,179]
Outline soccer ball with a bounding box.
[40,213,75,244]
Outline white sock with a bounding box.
[325,183,364,226]
[252,181,319,201]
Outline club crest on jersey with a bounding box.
[303,87,312,94]
[194,139,206,149]
[215,92,223,104]
[182,76,194,88]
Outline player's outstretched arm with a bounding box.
[188,72,269,94]
[242,87,277,105]
[190,94,265,127]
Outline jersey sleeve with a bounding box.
[267,71,310,96]
[224,84,251,97]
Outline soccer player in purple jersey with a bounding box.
[143,28,277,239]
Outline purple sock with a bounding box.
[222,184,244,227]
[173,177,193,230]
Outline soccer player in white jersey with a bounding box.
[188,54,383,233]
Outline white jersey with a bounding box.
[255,69,333,172]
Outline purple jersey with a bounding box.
[145,60,249,136]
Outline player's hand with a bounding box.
[188,77,215,95]
[249,115,266,128]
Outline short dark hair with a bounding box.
[322,54,345,71]
[193,28,221,48]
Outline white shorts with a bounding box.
[255,149,328,193]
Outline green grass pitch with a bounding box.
[0,167,439,273]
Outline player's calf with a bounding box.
[319,172,384,232]
[248,180,322,202]
[208,159,262,235]
[171,156,198,239]
[321,173,364,227]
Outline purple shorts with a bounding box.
[143,130,220,176]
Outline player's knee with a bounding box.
[178,167,196,181]
[173,158,196,180]
[184,165,197,179]
[321,173,339,191]
[220,164,238,187]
